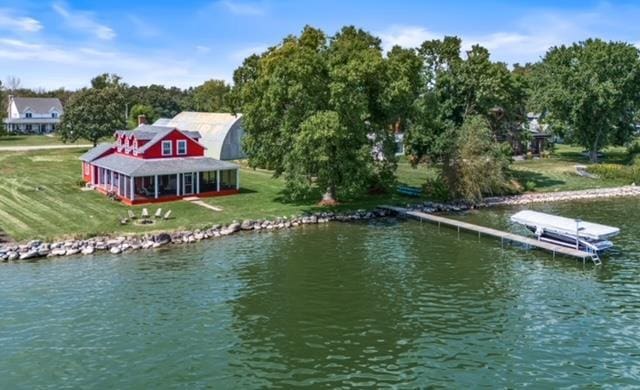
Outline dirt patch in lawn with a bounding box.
[0,229,13,244]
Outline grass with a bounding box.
[0,144,634,242]
[0,134,101,147]
[509,144,631,192]
[0,149,414,242]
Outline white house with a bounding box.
[3,96,64,134]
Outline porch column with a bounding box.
[196,172,200,194]
[154,175,159,199]
[216,170,220,192]
[236,169,240,190]
[176,174,180,196]
[110,170,114,191]
[130,176,134,201]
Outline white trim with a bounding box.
[154,175,159,199]
[177,139,187,155]
[162,140,172,156]
[183,172,194,195]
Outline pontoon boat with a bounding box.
[510,210,620,253]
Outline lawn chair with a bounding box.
[154,208,163,219]
[141,208,149,219]
[163,210,172,220]
[120,217,128,225]
[128,210,136,219]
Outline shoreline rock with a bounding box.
[1,185,638,263]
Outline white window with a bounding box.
[177,140,187,155]
[133,140,139,156]
[51,112,58,118]
[25,111,32,118]
[162,140,172,156]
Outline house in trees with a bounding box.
[80,119,240,205]
[3,96,63,134]
[153,112,245,160]
[510,113,553,156]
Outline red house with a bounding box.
[80,124,240,205]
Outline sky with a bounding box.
[0,0,640,90]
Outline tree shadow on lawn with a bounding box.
[0,136,27,143]
[554,148,628,165]
[271,187,407,216]
[510,169,566,191]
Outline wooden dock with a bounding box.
[380,206,600,264]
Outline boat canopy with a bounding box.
[510,210,620,241]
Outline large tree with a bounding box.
[405,37,524,199]
[128,103,156,128]
[190,79,231,112]
[533,39,640,162]
[59,86,126,146]
[233,25,397,203]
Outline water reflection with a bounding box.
[1,199,640,387]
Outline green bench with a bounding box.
[397,185,422,197]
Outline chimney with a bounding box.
[137,114,147,126]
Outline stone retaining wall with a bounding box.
[2,185,638,263]
[0,210,388,262]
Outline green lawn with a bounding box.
[509,144,631,192]
[0,134,98,147]
[0,144,634,242]
[0,149,413,241]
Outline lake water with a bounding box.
[1,199,640,388]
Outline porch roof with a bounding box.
[80,143,114,162]
[91,154,238,177]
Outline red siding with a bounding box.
[82,162,91,182]
[141,129,205,159]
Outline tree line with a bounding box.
[5,25,639,203]
[0,74,233,139]
[232,26,640,203]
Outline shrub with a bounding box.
[627,139,640,156]
[422,175,450,202]
[586,164,627,179]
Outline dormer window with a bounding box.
[125,138,131,153]
[133,139,138,156]
[51,112,58,118]
[177,140,187,155]
[25,111,32,118]
[162,140,172,156]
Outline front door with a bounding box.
[183,173,194,195]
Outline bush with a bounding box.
[627,139,640,156]
[587,159,640,183]
[586,163,627,179]
[422,175,450,202]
